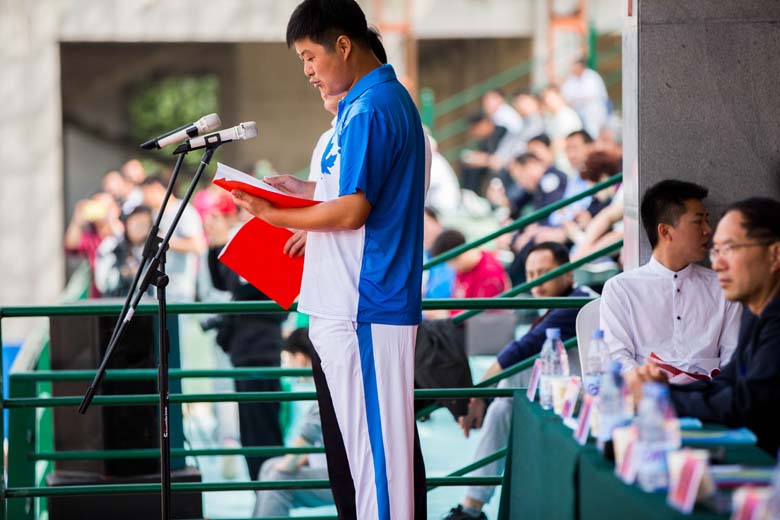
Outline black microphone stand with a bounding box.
[79,143,220,520]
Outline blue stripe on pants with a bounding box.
[356,323,391,520]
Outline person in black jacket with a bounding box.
[629,198,780,456]
[204,206,287,480]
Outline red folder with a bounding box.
[218,218,303,310]
[649,352,720,382]
[212,163,320,309]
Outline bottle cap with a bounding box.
[642,382,668,399]
[591,329,604,340]
[545,328,561,339]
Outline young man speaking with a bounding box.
[231,1,427,518]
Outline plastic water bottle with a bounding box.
[596,360,628,455]
[636,382,671,492]
[584,329,609,396]
[539,328,560,410]
[553,329,570,378]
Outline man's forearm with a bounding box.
[262,195,371,231]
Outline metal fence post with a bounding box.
[7,376,36,520]
[420,88,435,130]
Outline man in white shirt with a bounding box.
[561,59,609,139]
[600,180,741,378]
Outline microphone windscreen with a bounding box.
[201,113,222,132]
[241,121,258,140]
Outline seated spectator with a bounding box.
[460,109,518,195]
[600,180,741,377]
[94,205,154,298]
[430,229,510,318]
[482,89,523,136]
[254,328,334,516]
[499,152,568,285]
[560,58,609,139]
[539,129,595,228]
[506,151,568,221]
[511,91,546,145]
[425,135,461,216]
[540,86,582,162]
[543,147,622,246]
[571,185,625,262]
[627,198,780,455]
[443,242,596,520]
[65,191,124,297]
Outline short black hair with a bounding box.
[367,26,387,64]
[468,110,489,126]
[566,129,593,144]
[140,175,166,189]
[528,133,551,148]
[430,228,466,257]
[125,204,152,221]
[640,179,709,249]
[286,0,370,51]
[283,327,314,358]
[527,241,570,266]
[513,152,541,167]
[725,198,780,243]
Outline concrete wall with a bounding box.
[622,0,780,268]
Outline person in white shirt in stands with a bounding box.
[600,179,741,378]
[561,58,610,139]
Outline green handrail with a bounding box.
[424,172,622,269]
[31,445,324,462]
[0,296,595,318]
[4,476,504,498]
[453,240,621,324]
[11,367,313,383]
[4,387,517,409]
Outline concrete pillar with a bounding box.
[622,0,780,269]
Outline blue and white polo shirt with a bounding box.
[297,64,426,326]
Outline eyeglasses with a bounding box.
[708,242,773,263]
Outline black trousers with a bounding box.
[309,347,427,519]
[234,375,282,481]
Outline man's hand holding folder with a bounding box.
[212,163,319,309]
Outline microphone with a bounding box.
[173,121,258,154]
[140,113,222,150]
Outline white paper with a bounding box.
[214,162,289,196]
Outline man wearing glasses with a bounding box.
[600,180,742,379]
[628,198,780,455]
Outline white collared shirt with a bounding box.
[599,256,741,374]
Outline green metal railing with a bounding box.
[1,295,603,520]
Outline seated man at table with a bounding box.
[443,241,596,520]
[600,180,741,379]
[628,198,780,456]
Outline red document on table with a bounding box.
[649,352,720,384]
[213,163,320,309]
